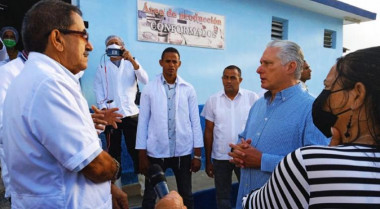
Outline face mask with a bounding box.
[3,39,16,48]
[106,44,121,50]
[312,89,351,137]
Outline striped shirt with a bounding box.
[242,144,380,209]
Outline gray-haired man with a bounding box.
[229,40,329,209]
[94,35,149,190]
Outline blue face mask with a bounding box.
[312,89,351,137]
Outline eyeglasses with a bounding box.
[58,29,89,42]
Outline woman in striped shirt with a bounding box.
[231,46,380,209]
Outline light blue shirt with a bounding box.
[236,83,329,209]
[163,76,177,156]
[136,74,203,158]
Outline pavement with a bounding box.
[0,170,237,209]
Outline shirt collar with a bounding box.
[57,62,81,85]
[161,74,177,85]
[28,52,80,85]
[264,83,303,102]
[159,73,190,87]
[220,89,243,100]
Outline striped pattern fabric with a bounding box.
[242,144,380,209]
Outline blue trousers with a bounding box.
[142,155,193,209]
[213,159,240,209]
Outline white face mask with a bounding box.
[106,43,121,50]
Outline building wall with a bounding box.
[79,0,343,105]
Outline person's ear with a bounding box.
[159,59,163,67]
[49,29,65,52]
[239,77,243,84]
[286,61,297,75]
[178,60,181,68]
[351,82,366,110]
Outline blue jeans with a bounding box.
[213,159,240,209]
[142,155,193,209]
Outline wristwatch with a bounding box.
[193,155,201,160]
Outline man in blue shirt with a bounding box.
[229,40,329,209]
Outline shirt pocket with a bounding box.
[12,193,64,209]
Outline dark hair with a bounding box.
[161,47,180,60]
[224,65,242,77]
[22,0,82,53]
[335,46,380,144]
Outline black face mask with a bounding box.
[312,89,351,137]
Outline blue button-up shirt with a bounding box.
[163,77,177,156]
[236,83,329,209]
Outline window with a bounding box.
[324,30,336,48]
[271,17,288,40]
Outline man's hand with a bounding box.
[91,105,122,129]
[190,158,201,173]
[139,150,150,175]
[121,47,139,70]
[205,161,214,178]
[111,183,129,209]
[229,139,262,168]
[103,108,122,129]
[228,138,250,167]
[121,47,133,62]
[329,127,342,146]
[91,106,107,131]
[155,191,187,209]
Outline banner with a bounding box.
[137,0,225,49]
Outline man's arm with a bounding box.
[188,87,203,172]
[81,151,118,183]
[93,66,107,110]
[229,140,284,172]
[122,48,140,70]
[129,57,149,85]
[121,48,149,85]
[136,87,151,174]
[138,149,150,175]
[111,183,129,209]
[188,87,203,148]
[204,119,214,177]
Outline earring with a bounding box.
[344,115,353,138]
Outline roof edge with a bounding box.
[311,0,376,20]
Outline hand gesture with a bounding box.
[91,105,122,129]
[111,183,129,209]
